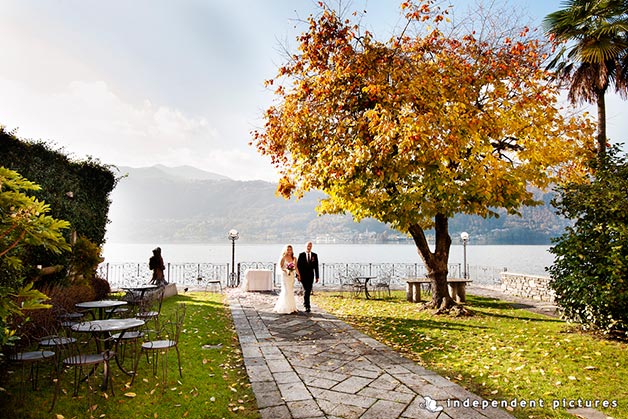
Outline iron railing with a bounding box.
[98,261,505,289]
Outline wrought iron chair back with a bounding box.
[135,287,165,329]
[50,323,115,411]
[131,303,186,389]
[372,264,394,298]
[6,327,57,396]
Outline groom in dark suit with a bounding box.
[297,241,319,313]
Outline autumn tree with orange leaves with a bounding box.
[253,0,595,311]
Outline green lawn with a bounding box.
[3,290,625,419]
[315,291,627,419]
[0,292,260,419]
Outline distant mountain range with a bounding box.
[105,165,570,245]
[118,164,231,182]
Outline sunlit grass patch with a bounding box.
[315,291,627,419]
[0,292,260,419]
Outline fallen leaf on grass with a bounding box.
[124,392,137,398]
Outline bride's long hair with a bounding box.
[279,244,295,268]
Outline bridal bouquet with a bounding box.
[286,262,295,271]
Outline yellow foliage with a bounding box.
[252,0,595,235]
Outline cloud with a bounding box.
[0,77,278,181]
[1,0,623,185]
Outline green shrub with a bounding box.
[549,150,628,336]
[0,283,52,351]
[67,236,104,284]
[90,276,111,300]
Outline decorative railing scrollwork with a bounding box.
[98,263,229,288]
[98,260,502,289]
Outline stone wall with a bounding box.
[500,272,555,302]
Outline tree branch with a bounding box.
[0,230,26,258]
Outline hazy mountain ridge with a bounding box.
[115,164,231,182]
[106,165,569,244]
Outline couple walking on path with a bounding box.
[274,241,319,314]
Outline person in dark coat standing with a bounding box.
[149,247,167,286]
[296,241,319,313]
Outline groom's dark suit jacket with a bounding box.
[297,252,319,284]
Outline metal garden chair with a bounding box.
[131,303,186,389]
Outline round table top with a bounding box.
[39,336,77,346]
[121,284,159,291]
[75,300,128,310]
[10,350,55,362]
[71,318,145,333]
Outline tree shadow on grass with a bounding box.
[328,311,493,366]
[466,295,563,324]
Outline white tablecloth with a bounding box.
[242,269,273,291]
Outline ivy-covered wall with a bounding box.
[0,128,117,275]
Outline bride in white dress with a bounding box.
[274,244,299,314]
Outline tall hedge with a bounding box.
[0,128,117,280]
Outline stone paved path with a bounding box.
[227,288,516,419]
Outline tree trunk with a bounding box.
[33,265,64,284]
[408,214,455,311]
[597,90,607,158]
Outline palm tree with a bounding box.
[544,0,628,158]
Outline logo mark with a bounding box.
[424,396,444,413]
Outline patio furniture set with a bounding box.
[6,284,186,412]
[337,271,472,302]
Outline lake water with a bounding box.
[101,243,553,277]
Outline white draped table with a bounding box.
[241,269,273,291]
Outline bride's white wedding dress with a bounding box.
[274,268,298,314]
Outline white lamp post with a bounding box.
[228,229,239,286]
[460,232,469,279]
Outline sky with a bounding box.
[1,0,626,182]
